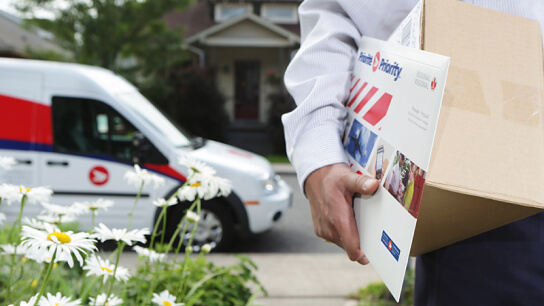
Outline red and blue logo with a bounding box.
[381,230,400,261]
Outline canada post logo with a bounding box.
[358,51,403,81]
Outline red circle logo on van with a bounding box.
[89,166,109,186]
[388,240,393,250]
[372,52,381,72]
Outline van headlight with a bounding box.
[261,175,279,193]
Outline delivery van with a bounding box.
[0,58,292,250]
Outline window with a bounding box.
[52,96,142,163]
[215,3,252,22]
[261,3,298,24]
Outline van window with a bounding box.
[116,91,192,148]
[52,96,138,162]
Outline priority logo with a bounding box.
[388,240,393,250]
[372,52,381,72]
[431,77,437,91]
[89,166,109,186]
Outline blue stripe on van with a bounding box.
[0,139,53,152]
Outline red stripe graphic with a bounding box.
[349,79,360,93]
[363,93,393,126]
[0,94,52,145]
[143,163,187,182]
[354,86,378,114]
[346,82,368,107]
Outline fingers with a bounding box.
[305,164,375,265]
[343,170,379,195]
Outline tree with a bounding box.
[16,0,192,72]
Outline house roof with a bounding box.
[185,12,300,47]
[165,0,300,43]
[0,10,68,57]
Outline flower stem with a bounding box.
[179,197,201,296]
[127,182,144,230]
[150,207,166,250]
[6,195,27,300]
[34,248,58,306]
[105,241,125,303]
[90,210,96,234]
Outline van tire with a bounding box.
[160,199,235,252]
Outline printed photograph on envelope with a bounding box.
[346,36,449,301]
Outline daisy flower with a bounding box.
[133,245,166,263]
[1,243,28,256]
[185,210,200,223]
[41,202,85,217]
[93,223,149,246]
[124,164,165,189]
[0,156,17,170]
[20,223,97,268]
[8,294,41,306]
[152,290,184,306]
[201,243,212,254]
[73,198,114,214]
[1,185,53,205]
[83,254,131,283]
[153,197,178,208]
[22,217,48,230]
[177,178,209,202]
[205,176,232,199]
[25,250,59,265]
[37,213,77,225]
[39,292,81,306]
[179,156,215,177]
[88,293,123,306]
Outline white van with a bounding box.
[0,58,292,250]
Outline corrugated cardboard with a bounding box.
[409,0,544,256]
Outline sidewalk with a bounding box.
[118,252,382,306]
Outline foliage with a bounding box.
[140,65,230,142]
[16,0,192,71]
[266,91,295,155]
[349,268,415,306]
[0,159,264,305]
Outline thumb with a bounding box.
[344,172,379,195]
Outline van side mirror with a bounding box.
[132,132,169,165]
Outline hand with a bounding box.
[304,163,379,265]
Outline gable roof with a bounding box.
[185,12,300,47]
[0,10,68,57]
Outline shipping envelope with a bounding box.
[388,0,544,256]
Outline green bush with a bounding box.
[141,65,230,142]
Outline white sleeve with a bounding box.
[283,0,417,192]
[281,0,362,191]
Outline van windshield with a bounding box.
[116,91,192,148]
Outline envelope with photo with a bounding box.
[344,36,449,301]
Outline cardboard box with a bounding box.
[389,0,544,256]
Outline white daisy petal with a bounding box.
[88,293,123,306]
[152,290,184,306]
[133,245,167,263]
[20,225,96,268]
[93,223,149,246]
[83,254,131,283]
[39,292,81,306]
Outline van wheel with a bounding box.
[162,200,235,252]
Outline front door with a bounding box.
[234,61,260,120]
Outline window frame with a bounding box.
[214,3,253,22]
[260,3,298,24]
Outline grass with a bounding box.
[265,155,290,164]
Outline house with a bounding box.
[0,10,67,59]
[165,0,301,155]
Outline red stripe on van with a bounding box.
[143,163,187,182]
[0,94,52,145]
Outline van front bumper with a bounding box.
[244,176,292,234]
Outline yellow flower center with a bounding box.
[47,232,71,244]
[190,182,201,188]
[19,187,31,193]
[163,302,172,306]
[31,279,38,288]
[101,266,113,273]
